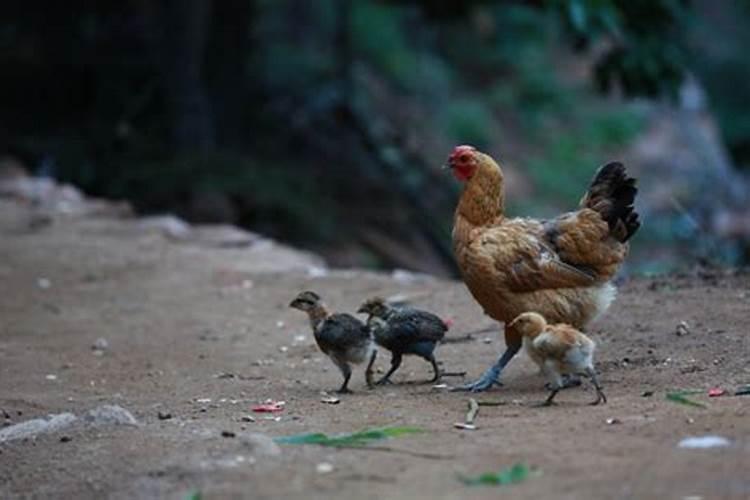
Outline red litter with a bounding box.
[708,388,725,397]
[252,400,285,412]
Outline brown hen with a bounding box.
[448,145,639,391]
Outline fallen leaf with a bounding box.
[275,426,423,447]
[666,390,706,408]
[458,463,539,486]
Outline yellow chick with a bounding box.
[508,312,606,406]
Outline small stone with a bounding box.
[316,462,334,474]
[37,278,51,289]
[83,405,138,426]
[92,338,109,351]
[675,321,690,337]
[606,418,621,425]
[157,412,172,420]
[59,435,72,443]
[641,391,654,397]
[45,374,57,381]
[221,430,236,438]
[240,415,256,423]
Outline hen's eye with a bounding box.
[460,154,469,162]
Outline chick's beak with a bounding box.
[356,305,366,314]
[289,300,299,308]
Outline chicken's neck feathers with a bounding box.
[307,305,331,332]
[454,157,505,228]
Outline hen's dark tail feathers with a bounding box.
[581,161,640,242]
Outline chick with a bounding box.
[357,297,447,384]
[507,312,606,406]
[289,291,376,393]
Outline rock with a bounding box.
[0,412,77,443]
[239,433,281,457]
[191,224,261,248]
[157,412,172,420]
[316,462,334,474]
[678,435,731,449]
[92,338,109,352]
[83,405,138,427]
[675,321,690,337]
[137,215,191,240]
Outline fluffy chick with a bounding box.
[508,312,606,406]
[357,297,447,384]
[290,291,376,393]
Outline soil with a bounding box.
[1,198,749,499]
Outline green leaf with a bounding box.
[185,490,202,500]
[666,390,707,408]
[275,426,423,447]
[459,463,539,486]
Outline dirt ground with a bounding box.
[1,196,749,500]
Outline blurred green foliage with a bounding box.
[3,0,750,272]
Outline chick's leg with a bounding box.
[377,353,402,385]
[546,374,582,391]
[534,363,562,407]
[427,354,441,383]
[336,361,353,394]
[365,349,377,389]
[585,366,607,405]
[453,326,521,392]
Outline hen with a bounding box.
[448,145,639,391]
[289,291,376,393]
[357,297,447,384]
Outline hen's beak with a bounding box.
[441,162,453,171]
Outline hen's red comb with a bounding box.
[450,145,476,160]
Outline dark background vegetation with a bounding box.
[2,0,750,276]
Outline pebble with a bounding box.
[678,435,730,449]
[92,338,109,351]
[316,462,334,474]
[83,405,138,427]
[675,321,690,336]
[157,412,173,420]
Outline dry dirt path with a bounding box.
[1,196,749,499]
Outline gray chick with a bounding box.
[290,291,376,393]
[357,297,447,384]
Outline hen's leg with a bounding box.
[453,326,521,392]
[376,353,402,385]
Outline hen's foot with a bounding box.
[451,371,502,392]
